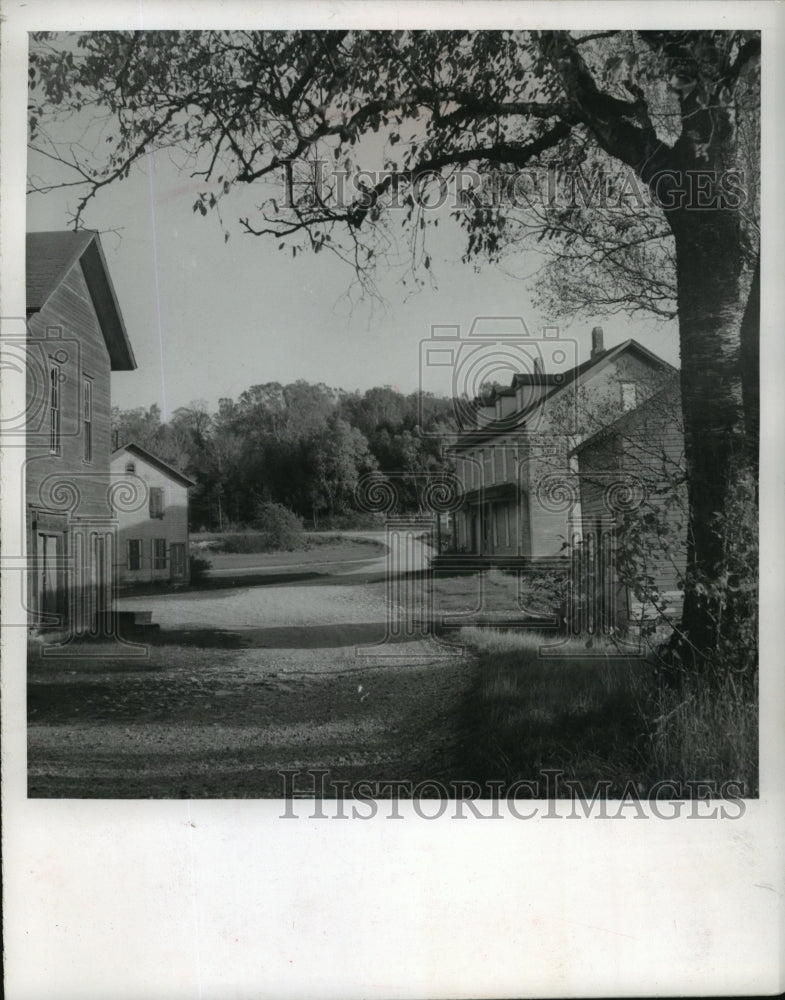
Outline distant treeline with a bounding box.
[111,382,457,530]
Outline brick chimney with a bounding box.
[591,325,604,359]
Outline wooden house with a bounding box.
[451,327,680,560]
[110,443,194,589]
[572,377,687,624]
[26,230,136,633]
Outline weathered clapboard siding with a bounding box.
[451,336,678,562]
[25,231,134,632]
[576,383,687,599]
[524,351,673,559]
[27,260,113,520]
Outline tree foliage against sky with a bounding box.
[112,382,455,530]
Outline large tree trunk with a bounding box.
[668,206,752,668]
[739,254,760,479]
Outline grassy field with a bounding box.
[457,627,758,797]
[192,530,384,556]
[430,566,564,623]
[204,536,386,571]
[426,570,522,621]
[432,568,521,617]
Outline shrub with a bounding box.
[216,533,270,553]
[189,555,212,584]
[252,501,305,551]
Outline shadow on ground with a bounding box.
[115,564,407,598]
[127,621,423,649]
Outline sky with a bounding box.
[26,64,680,421]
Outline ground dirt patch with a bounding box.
[28,643,475,797]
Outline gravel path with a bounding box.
[28,539,476,798]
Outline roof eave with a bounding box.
[113,442,195,487]
[81,236,137,371]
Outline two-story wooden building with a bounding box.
[572,377,687,622]
[110,443,194,588]
[451,327,679,560]
[26,230,137,633]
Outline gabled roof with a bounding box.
[455,339,678,446]
[515,338,677,418]
[112,442,195,487]
[570,378,682,457]
[26,230,137,371]
[511,373,562,388]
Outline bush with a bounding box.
[252,501,305,551]
[189,555,212,584]
[213,533,261,553]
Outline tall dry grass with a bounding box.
[459,628,758,796]
[641,670,758,793]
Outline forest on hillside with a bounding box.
[112,382,457,530]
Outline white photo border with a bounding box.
[2,3,784,998]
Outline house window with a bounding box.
[621,382,638,411]
[149,486,164,519]
[494,447,505,482]
[125,462,136,474]
[49,362,61,454]
[153,538,167,570]
[127,539,142,571]
[483,448,493,485]
[506,446,517,482]
[83,377,93,463]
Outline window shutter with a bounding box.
[149,487,165,519]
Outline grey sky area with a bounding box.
[27,56,679,419]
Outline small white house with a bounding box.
[110,443,194,589]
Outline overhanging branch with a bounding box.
[345,121,574,228]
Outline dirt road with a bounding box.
[28,540,476,798]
